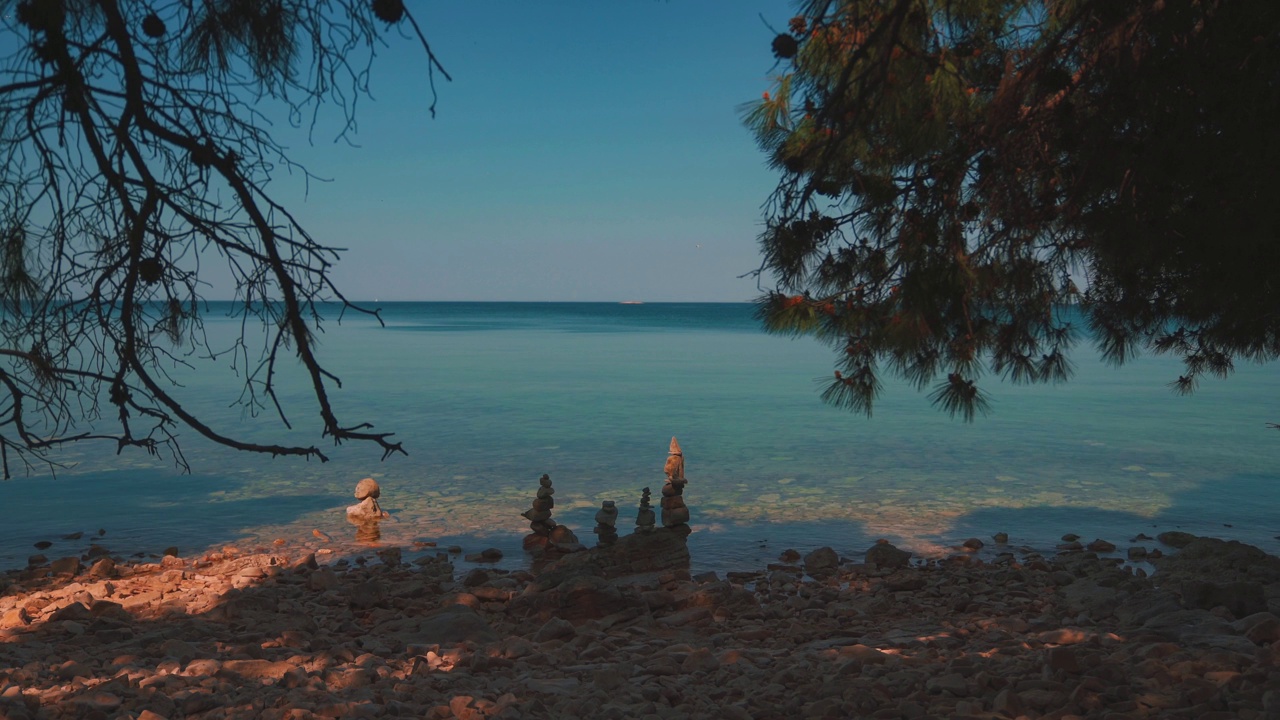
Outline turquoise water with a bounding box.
[2,302,1278,571]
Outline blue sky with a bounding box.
[270,1,794,302]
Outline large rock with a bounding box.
[803,547,840,575]
[1181,579,1268,619]
[533,526,691,588]
[1155,537,1280,584]
[1157,531,1197,548]
[508,573,634,623]
[865,541,911,569]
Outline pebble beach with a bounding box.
[3,526,1280,720]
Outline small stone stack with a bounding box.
[346,478,388,521]
[635,487,656,532]
[593,501,619,546]
[521,474,558,552]
[660,437,690,527]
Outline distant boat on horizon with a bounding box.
[619,300,644,305]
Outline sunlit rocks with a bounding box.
[660,437,690,528]
[593,500,619,546]
[345,478,389,544]
[663,436,685,482]
[346,477,388,522]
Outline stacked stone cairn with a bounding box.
[660,436,690,527]
[522,474,582,554]
[635,487,656,532]
[521,474,557,552]
[346,477,388,521]
[593,501,619,546]
[346,477,389,543]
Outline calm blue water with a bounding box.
[3,302,1278,571]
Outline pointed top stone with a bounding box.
[669,437,682,456]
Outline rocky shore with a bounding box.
[2,531,1279,720]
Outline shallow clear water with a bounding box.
[3,302,1279,572]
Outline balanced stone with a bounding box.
[346,477,388,522]
[664,436,685,482]
[595,500,619,528]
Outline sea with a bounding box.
[2,301,1278,573]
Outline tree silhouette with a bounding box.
[745,0,1280,420]
[0,0,449,477]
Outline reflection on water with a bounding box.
[348,515,383,544]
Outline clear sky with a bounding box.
[268,1,794,302]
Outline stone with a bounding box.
[523,475,567,551]
[385,605,499,645]
[992,532,1009,544]
[354,477,380,500]
[925,672,969,696]
[1087,538,1117,552]
[803,546,839,575]
[530,526,691,592]
[89,557,116,578]
[865,540,911,569]
[635,487,657,532]
[548,526,578,546]
[594,501,620,546]
[962,538,984,550]
[594,501,619,527]
[50,556,82,576]
[1157,531,1197,548]
[347,579,386,609]
[885,569,926,591]
[1181,579,1268,619]
[1046,646,1081,673]
[658,438,691,528]
[1234,612,1280,645]
[346,495,388,522]
[533,617,576,643]
[664,436,685,482]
